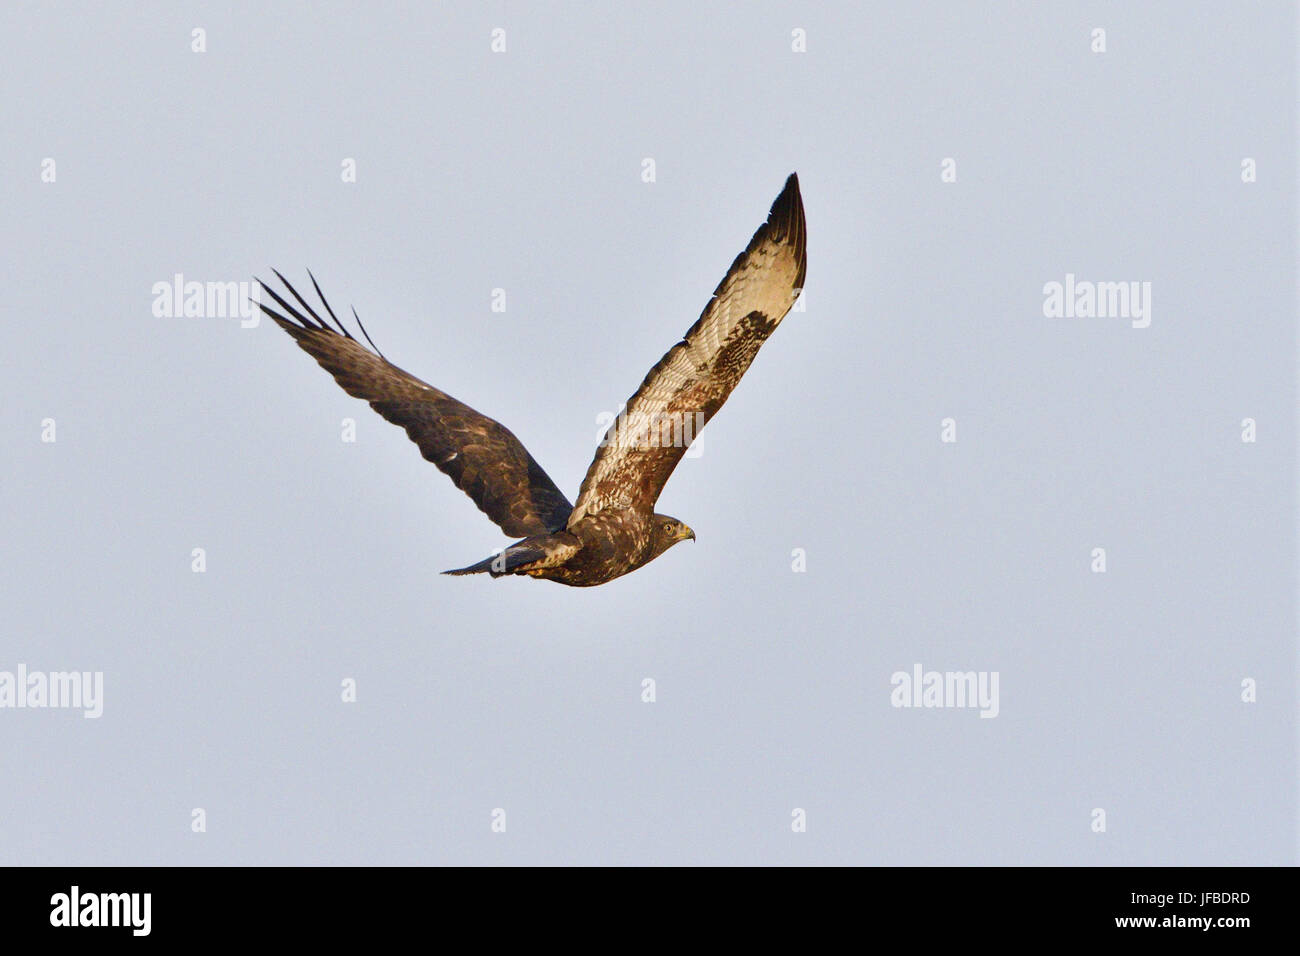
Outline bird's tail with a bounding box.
[442,543,548,577]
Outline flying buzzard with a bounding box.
[257,173,806,586]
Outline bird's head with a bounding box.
[650,514,696,558]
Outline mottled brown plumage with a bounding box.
[257,174,806,586]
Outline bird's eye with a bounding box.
[663,523,674,534]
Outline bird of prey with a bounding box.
[257,173,806,586]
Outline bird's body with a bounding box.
[448,510,694,587]
[257,174,806,587]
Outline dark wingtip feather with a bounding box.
[767,172,803,239]
[768,172,806,290]
[351,306,387,360]
[271,267,343,335]
[257,276,322,331]
[306,268,353,340]
[259,269,391,360]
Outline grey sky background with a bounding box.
[1,1,1294,864]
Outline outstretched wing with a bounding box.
[567,173,806,525]
[257,272,573,537]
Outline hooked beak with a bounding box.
[680,526,696,543]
